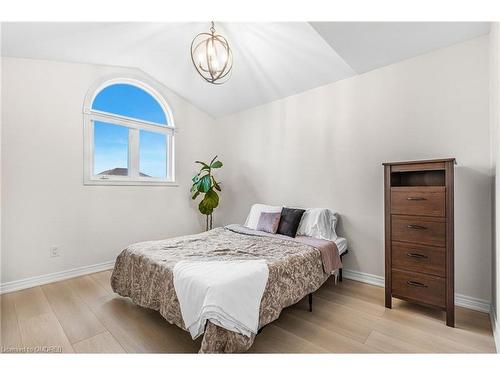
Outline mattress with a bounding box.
[335,236,348,256]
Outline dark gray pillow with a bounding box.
[277,207,305,237]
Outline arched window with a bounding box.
[83,77,175,185]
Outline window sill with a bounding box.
[84,179,179,187]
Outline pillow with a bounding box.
[296,208,338,241]
[277,207,306,237]
[244,203,282,230]
[256,212,281,234]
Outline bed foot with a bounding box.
[308,293,312,312]
[339,268,343,282]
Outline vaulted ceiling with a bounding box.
[1,22,490,117]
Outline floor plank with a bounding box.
[315,287,386,318]
[0,293,22,349]
[72,331,125,353]
[67,275,110,308]
[90,271,114,294]
[326,278,385,305]
[17,313,74,353]
[370,312,486,353]
[382,301,495,352]
[274,309,380,353]
[11,287,52,321]
[42,280,106,344]
[90,294,200,353]
[455,306,493,335]
[365,330,429,353]
[290,293,381,343]
[249,324,328,353]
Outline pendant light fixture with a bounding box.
[190,22,233,85]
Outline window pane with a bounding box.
[92,83,168,125]
[139,130,167,179]
[93,121,129,176]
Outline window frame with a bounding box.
[83,77,177,186]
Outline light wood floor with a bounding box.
[0,271,496,353]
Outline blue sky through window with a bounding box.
[140,130,167,178]
[92,83,168,125]
[94,121,129,175]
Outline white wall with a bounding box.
[1,57,216,283]
[490,23,500,349]
[215,36,492,302]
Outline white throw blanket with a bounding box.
[173,260,269,339]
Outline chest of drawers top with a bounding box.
[383,158,455,327]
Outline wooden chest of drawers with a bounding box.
[383,158,455,327]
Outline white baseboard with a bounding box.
[491,307,500,353]
[342,268,491,313]
[455,294,491,313]
[0,260,116,294]
[342,269,385,287]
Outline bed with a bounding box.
[111,208,346,353]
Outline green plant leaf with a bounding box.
[206,189,219,207]
[198,190,219,215]
[198,174,212,193]
[198,189,219,214]
[198,201,213,215]
[192,191,200,200]
[211,160,223,168]
[195,161,210,168]
[192,174,200,183]
[209,155,218,165]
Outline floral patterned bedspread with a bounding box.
[110,225,330,353]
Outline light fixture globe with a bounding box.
[191,22,233,85]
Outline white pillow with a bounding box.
[244,203,283,230]
[296,208,338,241]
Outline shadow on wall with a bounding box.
[214,164,262,228]
[453,165,493,298]
[338,211,383,275]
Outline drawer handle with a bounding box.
[407,224,427,230]
[406,252,428,259]
[407,280,428,288]
[407,197,426,201]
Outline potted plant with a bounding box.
[191,156,223,231]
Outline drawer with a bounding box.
[391,215,446,247]
[392,241,445,277]
[391,187,445,217]
[392,269,445,308]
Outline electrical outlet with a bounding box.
[50,246,60,257]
